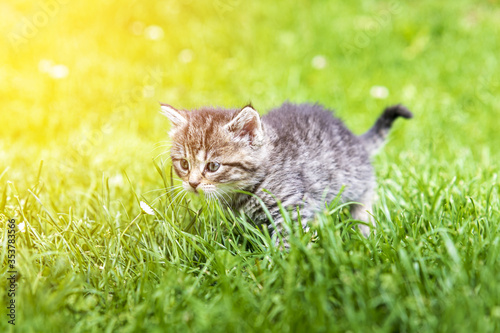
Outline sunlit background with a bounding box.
[1,0,500,331]
[2,0,499,194]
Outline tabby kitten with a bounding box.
[161,102,412,241]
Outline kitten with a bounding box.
[160,102,412,242]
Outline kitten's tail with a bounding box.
[360,104,413,155]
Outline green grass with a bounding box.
[1,0,500,332]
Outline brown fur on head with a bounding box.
[160,104,269,195]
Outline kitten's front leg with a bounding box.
[268,216,289,249]
[268,206,314,249]
[243,194,312,249]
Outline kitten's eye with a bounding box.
[180,159,189,170]
[206,162,220,172]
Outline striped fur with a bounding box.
[161,102,412,243]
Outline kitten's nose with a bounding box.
[189,180,200,190]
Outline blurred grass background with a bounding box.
[1,0,499,332]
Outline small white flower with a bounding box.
[38,59,69,79]
[311,55,327,69]
[18,222,26,233]
[370,85,389,99]
[144,25,164,40]
[109,174,124,187]
[178,49,194,63]
[50,64,69,79]
[140,201,155,215]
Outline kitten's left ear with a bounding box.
[225,106,264,146]
[160,103,188,127]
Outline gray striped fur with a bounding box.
[161,102,412,243]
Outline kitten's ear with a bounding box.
[160,103,187,127]
[225,106,264,146]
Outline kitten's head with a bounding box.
[161,104,268,197]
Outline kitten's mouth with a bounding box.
[184,182,216,195]
[198,184,217,195]
[183,182,199,194]
[189,187,200,195]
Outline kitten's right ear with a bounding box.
[160,103,188,127]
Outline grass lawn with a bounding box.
[1,0,500,332]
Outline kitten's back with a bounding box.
[261,102,372,203]
[263,102,366,159]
